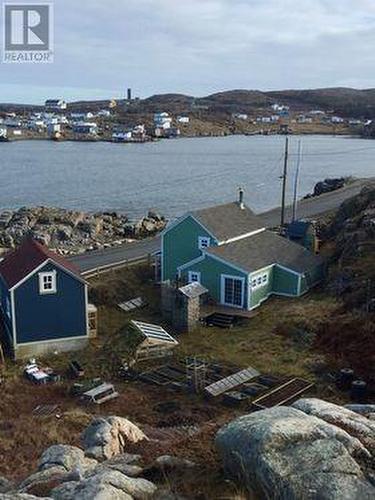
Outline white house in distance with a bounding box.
[177,116,190,124]
[70,112,94,121]
[154,112,172,130]
[45,99,67,111]
[72,122,98,135]
[232,113,248,120]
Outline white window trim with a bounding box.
[198,236,210,250]
[220,274,245,309]
[39,271,57,295]
[188,271,201,284]
[5,296,11,319]
[251,272,269,290]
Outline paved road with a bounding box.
[259,177,375,227]
[70,178,374,275]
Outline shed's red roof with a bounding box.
[0,238,83,289]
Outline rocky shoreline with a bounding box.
[0,207,166,255]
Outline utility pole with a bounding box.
[292,139,302,222]
[280,136,289,228]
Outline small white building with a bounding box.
[133,124,146,135]
[45,99,67,111]
[177,116,190,124]
[271,103,289,112]
[28,119,46,130]
[112,131,132,142]
[97,110,111,118]
[47,123,61,134]
[233,113,248,120]
[72,122,98,134]
[296,115,313,124]
[154,112,172,128]
[70,112,94,121]
[4,118,22,128]
[257,116,272,123]
[331,116,344,124]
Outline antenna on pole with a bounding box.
[292,139,302,222]
[280,136,289,228]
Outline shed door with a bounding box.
[221,275,244,308]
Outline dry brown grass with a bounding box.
[178,294,340,379]
[0,265,349,494]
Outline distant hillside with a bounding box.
[140,87,375,118]
[2,87,375,118]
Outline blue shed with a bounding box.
[0,238,90,359]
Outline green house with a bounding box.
[161,194,325,311]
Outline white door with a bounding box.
[221,275,244,308]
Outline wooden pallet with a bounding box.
[252,378,314,410]
[32,404,60,417]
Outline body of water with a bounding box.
[1,135,374,220]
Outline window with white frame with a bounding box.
[188,271,201,284]
[39,271,57,294]
[251,272,268,289]
[198,236,210,250]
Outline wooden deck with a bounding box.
[200,304,258,320]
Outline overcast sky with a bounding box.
[1,0,375,103]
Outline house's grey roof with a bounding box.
[206,230,324,274]
[191,202,264,242]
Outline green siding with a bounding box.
[250,266,274,308]
[300,263,326,294]
[273,265,300,296]
[162,216,217,281]
[181,255,248,306]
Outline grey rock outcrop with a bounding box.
[82,417,148,461]
[292,398,375,453]
[345,404,375,417]
[50,469,156,500]
[18,466,69,494]
[91,454,144,478]
[0,495,52,499]
[216,402,375,500]
[38,445,97,473]
[0,477,14,494]
[0,206,166,254]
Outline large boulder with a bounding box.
[50,469,156,500]
[91,454,144,478]
[0,477,14,494]
[345,404,375,417]
[0,495,52,499]
[18,467,69,495]
[216,404,374,500]
[82,417,148,461]
[38,445,97,473]
[292,398,375,453]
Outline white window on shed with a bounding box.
[39,271,57,294]
[198,236,210,250]
[188,271,201,284]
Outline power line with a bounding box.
[288,145,375,157]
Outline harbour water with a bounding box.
[0,135,374,220]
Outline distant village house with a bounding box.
[45,99,67,111]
